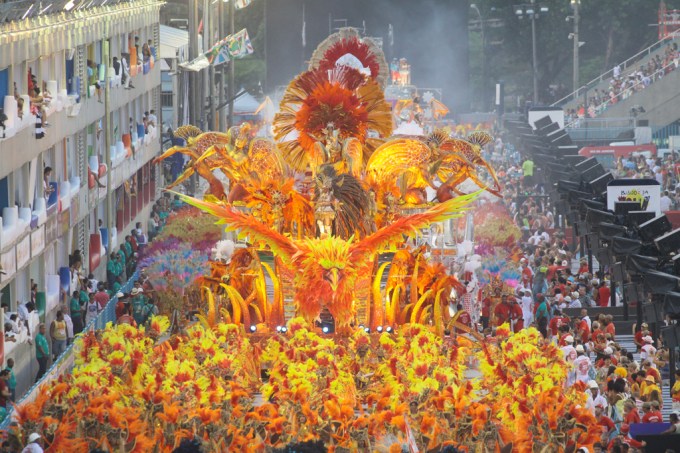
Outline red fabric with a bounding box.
[598,286,611,307]
[481,297,491,317]
[641,410,663,423]
[624,408,640,424]
[0,379,7,407]
[494,302,512,326]
[578,319,590,343]
[634,330,644,346]
[521,267,533,286]
[115,301,126,319]
[598,415,615,432]
[94,291,110,310]
[605,322,616,339]
[549,316,569,337]
[457,311,472,327]
[511,303,523,332]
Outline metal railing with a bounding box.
[552,31,680,108]
[0,270,140,430]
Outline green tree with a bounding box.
[471,0,657,109]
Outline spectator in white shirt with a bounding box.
[640,335,657,361]
[660,190,672,212]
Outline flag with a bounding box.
[235,0,252,8]
[228,28,254,58]
[205,37,231,66]
[179,55,210,72]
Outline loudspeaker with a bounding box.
[533,115,553,130]
[612,262,626,282]
[575,158,599,172]
[626,254,658,274]
[625,210,655,228]
[638,215,672,241]
[586,208,615,227]
[589,172,614,194]
[660,324,680,347]
[615,201,642,216]
[562,155,587,166]
[642,270,680,293]
[643,302,664,323]
[612,236,643,256]
[654,227,680,255]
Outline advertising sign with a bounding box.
[607,179,661,216]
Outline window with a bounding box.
[0,68,8,104]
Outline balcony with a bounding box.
[0,64,160,181]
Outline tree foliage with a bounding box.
[471,0,658,108]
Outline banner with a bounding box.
[606,178,661,216]
[228,29,254,58]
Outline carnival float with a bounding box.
[9,28,602,452]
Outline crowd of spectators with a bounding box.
[0,195,182,420]
[565,43,679,125]
[462,136,680,448]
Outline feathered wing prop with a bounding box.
[366,138,434,190]
[174,193,297,261]
[350,191,481,260]
[315,165,370,239]
[173,125,203,140]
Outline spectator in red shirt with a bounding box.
[595,404,615,443]
[575,316,590,343]
[510,298,523,332]
[549,310,569,338]
[603,315,616,340]
[456,304,471,326]
[623,400,640,424]
[641,401,663,423]
[93,283,110,309]
[633,323,649,351]
[597,281,610,307]
[577,258,589,275]
[607,423,646,450]
[493,295,512,327]
[114,292,127,319]
[481,292,494,330]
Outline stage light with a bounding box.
[364,327,370,333]
[249,325,257,333]
[358,324,365,330]
[64,0,75,11]
[376,326,384,333]
[322,326,329,334]
[276,326,282,333]
[280,327,287,333]
[386,326,393,333]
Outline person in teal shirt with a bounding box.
[117,245,127,269]
[122,236,133,260]
[130,289,146,325]
[35,323,49,382]
[70,291,84,335]
[4,358,16,402]
[535,294,550,339]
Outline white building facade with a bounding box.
[0,0,163,397]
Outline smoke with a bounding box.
[266,0,470,112]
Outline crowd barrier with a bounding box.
[0,270,140,430]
